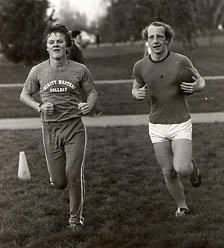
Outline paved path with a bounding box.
[0,112,224,130]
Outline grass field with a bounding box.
[0,79,223,118]
[0,39,223,118]
[0,37,224,248]
[1,124,224,248]
[0,37,224,84]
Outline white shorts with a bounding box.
[149,119,192,144]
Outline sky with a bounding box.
[48,0,107,24]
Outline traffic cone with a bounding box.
[18,151,31,180]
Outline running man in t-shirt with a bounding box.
[20,24,98,228]
[132,21,205,217]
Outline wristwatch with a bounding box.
[37,103,42,113]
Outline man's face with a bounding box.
[147,25,168,55]
[74,34,82,45]
[46,32,67,60]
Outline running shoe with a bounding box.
[68,216,84,230]
[175,207,190,217]
[49,177,54,186]
[189,160,201,188]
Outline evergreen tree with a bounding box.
[0,0,49,65]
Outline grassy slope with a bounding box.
[1,124,224,247]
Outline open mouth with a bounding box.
[153,45,161,49]
[53,48,61,52]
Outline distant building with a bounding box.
[218,24,223,31]
[80,31,96,47]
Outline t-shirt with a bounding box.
[69,44,85,64]
[133,51,196,124]
[24,60,96,122]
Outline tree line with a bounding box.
[0,0,223,64]
[99,0,224,46]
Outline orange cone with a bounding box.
[18,151,31,180]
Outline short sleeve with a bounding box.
[182,55,200,78]
[24,66,40,95]
[80,66,96,94]
[132,61,145,87]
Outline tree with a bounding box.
[0,0,49,65]
[153,0,198,52]
[100,0,198,50]
[195,0,224,44]
[56,0,88,31]
[99,0,151,42]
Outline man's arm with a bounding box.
[20,85,54,115]
[132,79,147,100]
[78,89,98,115]
[78,67,98,115]
[20,85,40,112]
[78,84,98,115]
[87,89,98,109]
[192,75,205,92]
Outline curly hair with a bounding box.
[43,24,72,48]
[142,21,175,44]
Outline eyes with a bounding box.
[47,39,66,45]
[148,35,165,41]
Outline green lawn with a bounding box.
[0,79,223,119]
[0,40,223,119]
[1,38,224,248]
[0,39,224,84]
[1,124,224,247]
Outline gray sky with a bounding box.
[48,0,107,23]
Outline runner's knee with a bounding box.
[174,159,192,176]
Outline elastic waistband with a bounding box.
[42,117,82,127]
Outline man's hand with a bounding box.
[78,102,90,115]
[180,76,200,95]
[132,85,147,100]
[41,102,54,115]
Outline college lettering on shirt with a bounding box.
[42,80,76,93]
